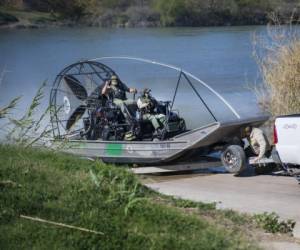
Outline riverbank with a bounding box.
[0,144,295,249]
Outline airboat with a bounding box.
[50,57,268,174]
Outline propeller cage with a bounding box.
[50,61,116,138]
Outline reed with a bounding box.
[0,96,20,119]
[254,17,300,116]
[0,79,53,146]
[0,70,20,119]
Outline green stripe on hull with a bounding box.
[105,143,123,156]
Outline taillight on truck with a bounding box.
[273,124,278,144]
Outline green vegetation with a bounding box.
[169,197,217,209]
[254,212,296,234]
[0,96,19,119]
[152,0,276,26]
[0,81,52,146]
[0,145,260,249]
[1,0,300,27]
[5,83,53,147]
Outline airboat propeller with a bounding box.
[50,61,116,132]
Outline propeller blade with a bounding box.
[64,75,88,101]
[83,74,99,96]
[66,105,86,130]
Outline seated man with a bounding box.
[137,88,166,137]
[244,126,271,163]
[101,75,137,120]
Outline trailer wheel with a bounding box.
[221,145,247,175]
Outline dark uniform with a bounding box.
[102,75,136,118]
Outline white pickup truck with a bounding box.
[273,114,300,166]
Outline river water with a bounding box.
[0,26,266,125]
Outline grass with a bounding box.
[0,96,20,119]
[254,212,295,234]
[0,145,260,250]
[5,82,53,147]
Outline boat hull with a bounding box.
[51,116,268,164]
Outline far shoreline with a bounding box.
[0,20,268,31]
[0,8,272,31]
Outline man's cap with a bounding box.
[244,126,252,134]
[111,75,118,80]
[110,75,118,85]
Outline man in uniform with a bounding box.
[244,126,271,162]
[137,88,166,137]
[101,75,137,119]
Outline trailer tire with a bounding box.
[221,145,247,175]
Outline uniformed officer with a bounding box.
[244,126,271,162]
[137,88,166,137]
[101,75,137,118]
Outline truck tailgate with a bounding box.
[275,116,300,165]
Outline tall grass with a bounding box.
[0,96,20,119]
[0,70,20,119]
[0,77,53,146]
[254,17,300,116]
